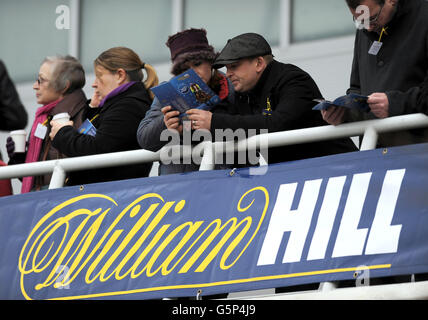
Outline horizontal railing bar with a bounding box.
[230,113,428,153]
[0,149,161,180]
[1,113,427,181]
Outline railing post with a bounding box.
[319,281,338,292]
[199,141,215,171]
[48,164,66,189]
[360,126,379,151]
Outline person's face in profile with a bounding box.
[33,62,63,105]
[225,57,263,93]
[92,65,124,99]
[186,60,212,84]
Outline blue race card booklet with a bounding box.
[312,93,370,112]
[78,119,97,136]
[150,68,221,115]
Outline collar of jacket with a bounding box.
[100,81,151,109]
[250,60,274,96]
[52,89,87,120]
[217,73,231,100]
[393,0,413,19]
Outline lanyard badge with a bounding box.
[369,27,388,56]
[34,115,53,139]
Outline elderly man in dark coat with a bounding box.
[186,33,357,167]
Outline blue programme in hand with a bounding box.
[312,93,370,112]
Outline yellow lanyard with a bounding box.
[378,27,388,42]
[41,115,53,126]
[90,113,99,123]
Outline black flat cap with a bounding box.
[213,33,272,69]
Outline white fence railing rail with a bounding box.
[1,113,428,189]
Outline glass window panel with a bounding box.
[184,0,280,51]
[291,0,355,43]
[80,0,172,74]
[0,0,70,83]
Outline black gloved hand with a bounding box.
[6,136,15,159]
[6,136,27,165]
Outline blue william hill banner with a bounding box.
[1,143,428,300]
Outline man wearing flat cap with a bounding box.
[187,33,357,165]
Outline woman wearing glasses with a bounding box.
[6,55,87,193]
[49,47,158,186]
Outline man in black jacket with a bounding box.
[186,33,357,167]
[322,0,428,148]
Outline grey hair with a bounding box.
[42,55,85,94]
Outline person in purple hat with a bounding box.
[137,28,235,175]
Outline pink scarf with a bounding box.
[21,99,61,193]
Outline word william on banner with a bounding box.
[18,188,269,299]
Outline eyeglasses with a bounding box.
[353,4,384,27]
[36,76,49,85]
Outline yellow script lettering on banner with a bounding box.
[18,187,269,299]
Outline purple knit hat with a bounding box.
[166,28,216,75]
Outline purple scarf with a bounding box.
[99,81,137,107]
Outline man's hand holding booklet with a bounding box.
[150,69,221,119]
[312,93,370,112]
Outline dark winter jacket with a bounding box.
[210,60,357,166]
[346,0,428,147]
[0,60,27,132]
[52,82,153,185]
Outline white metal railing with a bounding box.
[1,113,428,300]
[235,280,428,300]
[1,113,428,189]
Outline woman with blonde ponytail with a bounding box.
[142,63,159,100]
[49,46,158,185]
